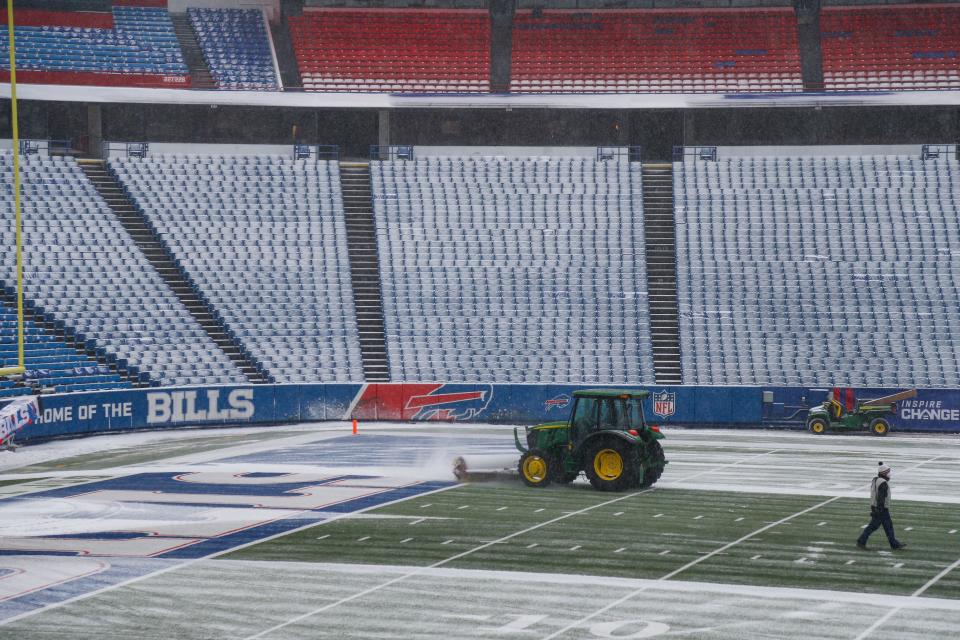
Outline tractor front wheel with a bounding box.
[584,439,640,492]
[519,449,552,487]
[808,418,828,435]
[870,418,890,437]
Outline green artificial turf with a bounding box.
[225,483,960,599]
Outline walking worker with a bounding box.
[857,462,907,550]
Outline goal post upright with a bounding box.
[0,0,24,376]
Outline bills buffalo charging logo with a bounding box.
[405,384,494,421]
[652,391,676,419]
[544,394,572,411]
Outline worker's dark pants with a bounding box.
[858,508,902,548]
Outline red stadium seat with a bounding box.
[510,9,803,94]
[290,9,490,93]
[821,5,960,91]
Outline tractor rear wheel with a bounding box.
[584,439,640,492]
[641,440,666,488]
[808,418,828,435]
[870,418,890,437]
[519,449,552,487]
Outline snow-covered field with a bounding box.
[0,422,958,639]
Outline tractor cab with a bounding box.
[569,390,650,445]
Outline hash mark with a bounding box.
[409,518,425,526]
[420,503,432,509]
[497,507,508,511]
[750,555,762,560]
[846,560,856,565]
[817,522,827,527]
[653,513,664,518]
[316,534,330,540]
[401,538,413,544]
[659,550,671,556]
[950,530,958,534]
[442,539,454,545]
[905,527,914,531]
[735,517,745,522]
[357,536,370,542]
[795,557,808,564]
[457,505,470,510]
[535,508,545,513]
[614,547,626,553]
[694,515,704,520]
[570,545,581,551]
[527,543,538,549]
[894,562,904,569]
[614,512,624,516]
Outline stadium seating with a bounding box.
[821,5,960,91]
[0,152,246,388]
[110,154,364,384]
[188,8,278,91]
[0,299,130,395]
[372,156,655,384]
[674,151,960,387]
[511,9,803,93]
[290,9,490,92]
[0,7,189,87]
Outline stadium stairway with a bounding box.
[171,13,216,90]
[641,163,683,384]
[339,162,389,381]
[77,159,270,384]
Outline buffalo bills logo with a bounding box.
[405,384,494,421]
[545,394,571,411]
[652,391,676,419]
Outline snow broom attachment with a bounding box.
[452,454,519,482]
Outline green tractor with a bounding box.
[806,388,916,436]
[514,389,667,491]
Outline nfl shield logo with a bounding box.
[652,391,676,419]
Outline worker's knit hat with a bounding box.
[878,462,892,476]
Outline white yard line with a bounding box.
[853,556,960,640]
[241,486,662,640]
[241,448,782,640]
[541,453,947,640]
[0,480,462,628]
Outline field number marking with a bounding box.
[542,450,946,640]
[442,614,669,638]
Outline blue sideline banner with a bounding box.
[9,383,960,443]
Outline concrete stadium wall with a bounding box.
[14,383,960,443]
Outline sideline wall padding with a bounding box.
[12,383,960,443]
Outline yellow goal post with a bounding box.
[0,0,24,377]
